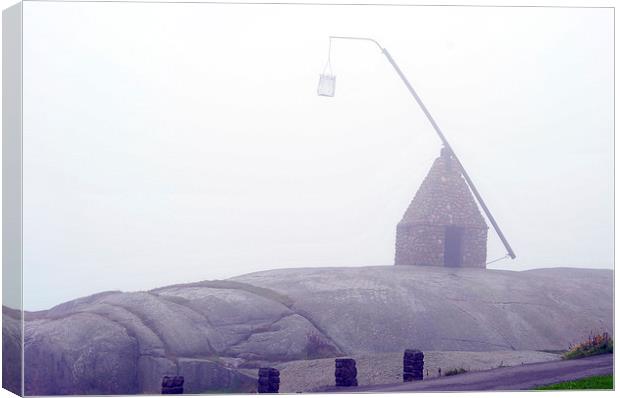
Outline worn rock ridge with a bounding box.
[3,266,613,395]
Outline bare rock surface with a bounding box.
[24,312,140,395]
[232,266,613,353]
[3,266,612,395]
[2,309,22,395]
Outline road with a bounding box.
[325,354,613,391]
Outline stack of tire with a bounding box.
[257,367,280,393]
[335,358,358,387]
[403,349,424,382]
[161,376,184,394]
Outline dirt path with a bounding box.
[324,354,613,391]
[279,350,560,393]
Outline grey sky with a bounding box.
[22,2,613,310]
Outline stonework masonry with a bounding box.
[395,148,488,268]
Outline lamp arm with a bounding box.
[329,36,384,52]
[381,48,516,260]
[329,36,515,260]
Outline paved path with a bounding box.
[325,354,613,391]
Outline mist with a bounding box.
[21,2,613,310]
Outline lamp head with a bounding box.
[317,73,336,97]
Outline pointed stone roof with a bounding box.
[399,148,488,228]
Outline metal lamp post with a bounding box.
[319,36,516,261]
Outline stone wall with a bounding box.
[461,227,488,268]
[395,224,443,266]
[395,224,487,267]
[395,148,488,268]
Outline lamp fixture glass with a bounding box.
[317,74,336,97]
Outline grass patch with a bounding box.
[444,368,467,377]
[563,332,613,360]
[536,374,613,390]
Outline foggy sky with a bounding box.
[21,2,613,310]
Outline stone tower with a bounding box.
[395,147,488,268]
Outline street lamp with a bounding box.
[319,36,516,261]
[317,38,336,97]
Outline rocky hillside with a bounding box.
[3,266,613,395]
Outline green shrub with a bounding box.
[563,332,613,360]
[444,368,467,376]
